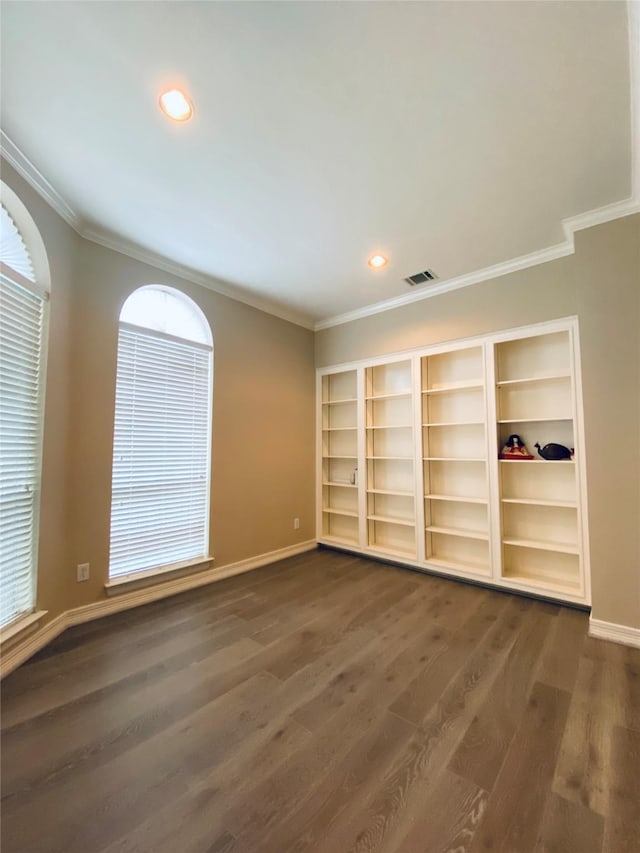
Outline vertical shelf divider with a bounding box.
[316,371,324,545]
[412,354,426,563]
[356,366,367,549]
[485,341,502,581]
[570,323,590,604]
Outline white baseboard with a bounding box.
[0,613,68,678]
[588,617,640,649]
[1,540,317,678]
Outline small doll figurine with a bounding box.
[499,434,535,460]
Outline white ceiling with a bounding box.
[0,1,634,328]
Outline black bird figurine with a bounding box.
[534,442,573,460]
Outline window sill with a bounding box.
[0,610,48,645]
[104,557,214,596]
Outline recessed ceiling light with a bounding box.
[159,89,194,122]
[368,254,388,269]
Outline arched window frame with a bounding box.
[108,285,214,583]
[0,183,51,632]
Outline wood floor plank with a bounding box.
[388,591,516,726]
[308,596,530,853]
[98,702,311,853]
[468,682,571,853]
[602,726,640,853]
[448,600,555,791]
[1,637,262,800]
[235,710,416,853]
[0,614,258,729]
[391,769,488,853]
[2,670,282,853]
[0,549,634,853]
[534,792,604,853]
[535,606,586,692]
[552,653,624,816]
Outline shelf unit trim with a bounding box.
[499,458,575,465]
[367,424,412,430]
[423,456,486,462]
[424,493,488,504]
[423,421,485,427]
[502,537,579,555]
[322,454,358,460]
[426,525,489,541]
[367,514,415,527]
[425,556,491,576]
[422,382,484,394]
[365,391,412,401]
[367,488,414,496]
[501,497,577,508]
[497,417,573,424]
[496,372,571,386]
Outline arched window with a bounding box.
[0,188,50,629]
[109,285,213,580]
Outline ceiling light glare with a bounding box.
[159,89,194,122]
[368,254,388,269]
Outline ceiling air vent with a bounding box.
[404,268,438,286]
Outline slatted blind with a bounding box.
[0,205,35,283]
[0,273,45,628]
[109,323,212,578]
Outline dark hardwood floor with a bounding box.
[1,548,638,853]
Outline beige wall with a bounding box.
[316,215,640,630]
[2,159,316,628]
[1,163,80,625]
[2,153,638,638]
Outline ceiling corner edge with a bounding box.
[0,130,83,232]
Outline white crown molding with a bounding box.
[0,540,317,677]
[314,241,573,331]
[2,130,638,336]
[562,196,640,235]
[80,224,315,330]
[0,130,81,230]
[0,130,315,330]
[589,616,640,649]
[315,196,640,331]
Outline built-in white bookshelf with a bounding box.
[316,320,589,606]
[320,370,359,546]
[495,330,582,595]
[422,345,490,577]
[365,359,416,557]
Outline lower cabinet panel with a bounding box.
[322,513,358,545]
[502,544,582,594]
[368,520,416,558]
[426,532,491,577]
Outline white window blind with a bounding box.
[109,324,212,578]
[0,274,44,627]
[0,204,35,283]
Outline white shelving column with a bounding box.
[365,359,417,560]
[319,369,359,547]
[495,330,583,598]
[421,345,491,579]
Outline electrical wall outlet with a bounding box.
[77,562,90,582]
[293,517,300,530]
